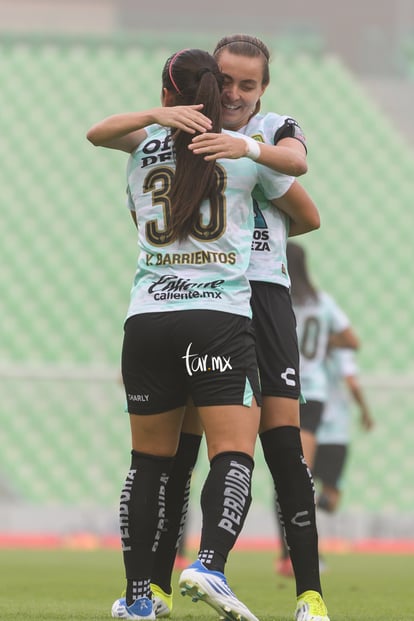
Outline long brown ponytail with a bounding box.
[161,49,224,241]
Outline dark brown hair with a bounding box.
[161,49,224,241]
[286,242,318,304]
[213,34,270,116]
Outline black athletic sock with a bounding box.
[275,505,290,559]
[151,432,202,593]
[260,426,322,596]
[120,450,174,605]
[198,451,254,573]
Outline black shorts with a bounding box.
[313,444,348,488]
[299,400,324,433]
[122,310,261,414]
[250,282,300,399]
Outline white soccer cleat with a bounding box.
[179,559,260,621]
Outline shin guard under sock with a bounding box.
[198,451,254,573]
[260,426,321,595]
[151,432,202,592]
[120,450,174,605]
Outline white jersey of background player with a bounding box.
[126,123,294,320]
[318,348,359,445]
[294,291,352,402]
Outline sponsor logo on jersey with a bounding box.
[251,229,270,252]
[140,133,173,168]
[252,199,271,251]
[147,275,224,301]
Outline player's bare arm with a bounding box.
[345,376,375,430]
[190,133,307,176]
[189,132,248,160]
[329,327,360,350]
[271,180,320,236]
[87,105,212,153]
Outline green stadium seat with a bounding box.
[0,36,413,530]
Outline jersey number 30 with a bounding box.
[143,164,227,245]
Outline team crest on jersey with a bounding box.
[250,134,265,143]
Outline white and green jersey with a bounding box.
[317,349,358,445]
[126,124,294,320]
[294,291,351,401]
[241,113,306,286]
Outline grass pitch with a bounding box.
[0,548,413,620]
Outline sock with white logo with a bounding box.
[198,451,253,573]
[151,432,202,592]
[120,450,174,606]
[260,426,322,596]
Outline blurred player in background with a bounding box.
[286,241,360,468]
[314,347,374,515]
[276,241,359,577]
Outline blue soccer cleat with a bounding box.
[179,559,259,621]
[111,596,155,620]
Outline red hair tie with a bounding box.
[168,49,189,95]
